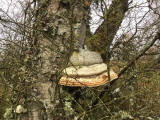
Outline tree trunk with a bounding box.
[20,0,90,119]
[86,0,128,60]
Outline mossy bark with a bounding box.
[86,0,128,59]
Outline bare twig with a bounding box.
[118,31,160,77]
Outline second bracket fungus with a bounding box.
[70,49,103,66]
[59,49,118,87]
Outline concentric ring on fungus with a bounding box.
[59,50,118,87]
[59,70,118,87]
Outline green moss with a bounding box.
[86,34,99,50]
[86,34,105,54]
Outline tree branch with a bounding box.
[91,31,160,108]
[86,0,128,57]
[118,31,160,77]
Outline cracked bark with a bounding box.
[21,0,91,119]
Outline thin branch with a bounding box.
[118,31,160,77]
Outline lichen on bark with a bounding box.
[23,0,91,119]
[86,0,128,59]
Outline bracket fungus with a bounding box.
[59,49,118,87]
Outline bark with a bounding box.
[19,0,91,119]
[86,0,128,59]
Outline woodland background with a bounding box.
[0,0,160,119]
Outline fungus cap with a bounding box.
[70,49,103,66]
[59,69,118,87]
[63,63,107,77]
